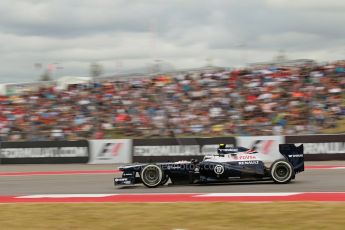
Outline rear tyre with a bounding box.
[271,160,293,184]
[140,164,163,188]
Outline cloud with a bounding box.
[265,0,345,11]
[0,0,344,83]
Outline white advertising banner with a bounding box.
[301,142,345,154]
[236,136,284,162]
[89,139,132,164]
[133,145,201,156]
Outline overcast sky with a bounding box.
[0,0,345,83]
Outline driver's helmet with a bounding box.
[218,144,226,149]
[218,144,226,153]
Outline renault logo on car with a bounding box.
[214,165,224,175]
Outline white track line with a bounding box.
[17,194,117,198]
[195,193,301,197]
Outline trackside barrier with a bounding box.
[285,135,345,161]
[132,137,236,163]
[0,140,89,164]
[0,135,344,164]
[131,135,345,163]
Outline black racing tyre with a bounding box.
[271,160,293,184]
[160,174,170,185]
[140,164,163,188]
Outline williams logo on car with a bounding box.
[98,143,123,159]
[214,165,224,175]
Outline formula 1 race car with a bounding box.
[114,144,304,188]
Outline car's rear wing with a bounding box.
[279,144,304,174]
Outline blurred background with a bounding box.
[0,0,344,141]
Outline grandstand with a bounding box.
[0,61,344,141]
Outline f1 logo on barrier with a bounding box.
[250,140,274,155]
[98,143,123,158]
[214,165,224,175]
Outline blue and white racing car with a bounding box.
[114,144,304,188]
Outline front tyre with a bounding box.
[271,160,293,184]
[160,174,170,185]
[140,164,163,188]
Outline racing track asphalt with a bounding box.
[0,162,345,195]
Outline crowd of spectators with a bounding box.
[0,61,344,141]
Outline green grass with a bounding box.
[1,203,345,230]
